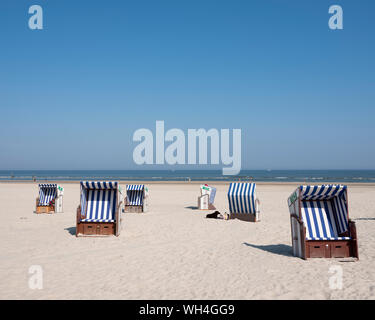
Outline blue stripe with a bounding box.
[238,183,245,213]
[304,186,310,197]
[233,183,240,213]
[316,201,328,238]
[112,190,117,217]
[96,190,101,220]
[228,183,234,213]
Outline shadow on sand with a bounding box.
[243,243,293,257]
[353,218,375,221]
[185,206,199,210]
[65,227,76,236]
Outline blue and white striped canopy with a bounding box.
[126,184,144,206]
[80,181,118,222]
[301,200,349,240]
[299,185,349,240]
[38,184,57,206]
[228,183,256,214]
[300,185,347,200]
[80,181,118,190]
[126,184,144,191]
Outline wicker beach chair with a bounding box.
[36,184,64,213]
[76,181,124,236]
[198,184,216,210]
[227,182,260,222]
[124,184,149,213]
[288,185,359,259]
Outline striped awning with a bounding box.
[38,184,57,206]
[227,183,256,214]
[126,184,144,206]
[80,181,119,222]
[300,185,347,200]
[39,184,57,188]
[126,184,144,191]
[80,181,118,190]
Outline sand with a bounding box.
[0,182,374,300]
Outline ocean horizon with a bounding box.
[1,169,375,183]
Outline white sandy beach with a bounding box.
[0,182,374,300]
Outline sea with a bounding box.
[0,170,375,183]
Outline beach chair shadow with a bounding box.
[243,243,293,257]
[65,227,76,236]
[185,206,198,210]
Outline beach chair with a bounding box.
[36,184,64,213]
[198,184,216,210]
[125,184,149,213]
[288,185,359,259]
[227,183,260,222]
[76,181,124,237]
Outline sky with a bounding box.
[0,0,374,171]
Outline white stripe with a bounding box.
[93,190,98,220]
[109,189,115,219]
[103,190,109,221]
[326,201,338,236]
[249,183,255,213]
[98,189,103,220]
[87,190,93,219]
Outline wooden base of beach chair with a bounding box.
[76,222,116,237]
[306,240,352,258]
[36,205,55,214]
[305,239,359,259]
[125,205,143,213]
[229,213,257,222]
[302,221,359,260]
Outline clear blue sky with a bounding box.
[1,0,374,170]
